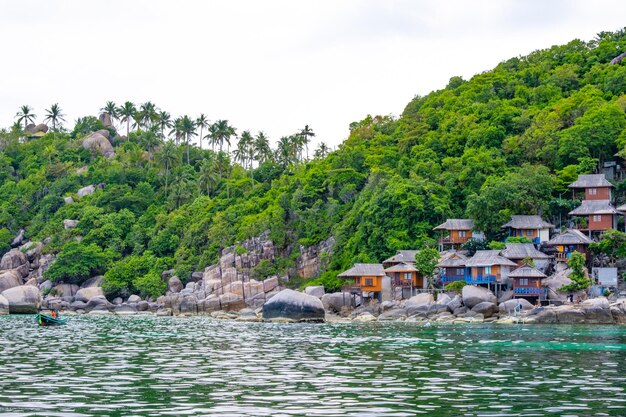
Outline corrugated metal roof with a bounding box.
[569,200,618,215]
[617,204,626,212]
[508,265,547,279]
[433,219,474,231]
[384,262,418,273]
[568,174,613,189]
[382,250,419,264]
[545,229,593,246]
[500,243,550,260]
[337,263,385,277]
[465,250,518,267]
[502,215,554,229]
[437,253,468,268]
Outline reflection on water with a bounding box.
[0,316,625,416]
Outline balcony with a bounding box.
[514,287,547,296]
[465,275,496,285]
[393,280,412,288]
[442,275,465,284]
[439,236,469,245]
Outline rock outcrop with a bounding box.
[82,130,114,157]
[0,270,22,293]
[1,285,40,313]
[0,294,9,315]
[462,286,497,308]
[262,289,325,322]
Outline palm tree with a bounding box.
[276,136,295,168]
[236,130,256,186]
[118,101,136,138]
[254,131,273,163]
[137,102,158,129]
[43,103,66,135]
[180,115,197,164]
[207,122,219,151]
[138,130,161,165]
[168,166,195,209]
[314,141,330,159]
[156,141,180,196]
[155,111,173,139]
[299,125,315,160]
[212,120,237,153]
[196,114,210,149]
[100,101,119,127]
[198,157,220,196]
[43,144,58,164]
[15,105,36,130]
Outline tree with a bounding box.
[196,114,209,149]
[155,111,173,139]
[156,141,180,196]
[299,124,315,160]
[198,157,220,196]
[100,101,119,127]
[136,101,158,130]
[44,242,112,285]
[254,131,273,163]
[589,230,626,265]
[212,119,237,153]
[15,105,35,130]
[559,252,591,292]
[180,115,197,164]
[314,142,330,159]
[415,247,440,289]
[43,103,66,137]
[118,101,136,138]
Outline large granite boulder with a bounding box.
[1,285,40,313]
[471,302,498,318]
[127,294,142,303]
[199,294,221,313]
[262,276,279,292]
[53,283,79,298]
[435,293,452,306]
[219,292,245,311]
[115,304,138,316]
[11,229,25,248]
[321,292,359,313]
[378,308,407,321]
[0,294,8,315]
[499,298,534,314]
[168,276,183,294]
[74,287,104,303]
[262,289,325,322]
[406,293,436,316]
[85,295,112,312]
[81,276,103,288]
[63,219,79,229]
[580,297,613,324]
[82,131,114,157]
[77,185,95,198]
[1,249,29,271]
[446,295,462,312]
[407,293,434,307]
[0,270,22,293]
[304,285,325,298]
[462,286,497,309]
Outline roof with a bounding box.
[382,250,419,264]
[617,204,626,213]
[383,262,418,273]
[337,263,385,277]
[545,229,593,246]
[433,219,474,231]
[568,174,613,189]
[500,243,550,260]
[465,250,518,267]
[568,200,618,215]
[502,215,554,230]
[508,265,547,279]
[437,253,468,268]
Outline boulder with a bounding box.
[190,271,204,282]
[497,290,514,303]
[527,307,558,324]
[452,306,468,316]
[581,297,609,309]
[377,308,407,321]
[199,294,221,313]
[321,292,358,313]
[77,185,96,198]
[81,276,103,288]
[0,294,8,315]
[99,113,112,127]
[53,283,79,298]
[304,285,325,298]
[33,124,48,133]
[85,295,112,312]
[63,219,79,229]
[262,289,325,322]
[406,293,434,308]
[0,270,22,293]
[39,280,53,293]
[1,285,40,313]
[219,292,246,311]
[168,276,183,294]
[74,287,104,303]
[446,295,462,312]
[115,304,138,315]
[353,312,377,322]
[263,276,279,293]
[69,300,87,311]
[127,294,142,303]
[435,293,451,306]
[137,300,149,311]
[462,286,497,309]
[179,294,198,315]
[11,229,25,248]
[64,196,74,205]
[1,249,28,271]
[82,131,114,157]
[112,297,123,305]
[498,298,534,314]
[24,278,37,287]
[471,302,498,318]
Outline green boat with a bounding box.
[35,312,69,326]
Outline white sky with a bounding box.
[1,0,625,149]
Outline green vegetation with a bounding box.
[589,229,626,264]
[559,252,591,292]
[2,29,626,296]
[414,248,440,289]
[444,280,466,294]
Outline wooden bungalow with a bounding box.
[437,252,468,285]
[382,250,419,268]
[544,229,592,262]
[337,263,386,301]
[500,243,551,271]
[433,219,481,251]
[508,265,547,301]
[465,250,518,293]
[502,215,554,245]
[568,174,613,201]
[568,200,618,234]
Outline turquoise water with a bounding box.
[0,316,625,416]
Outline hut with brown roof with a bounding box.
[337,263,387,301]
[433,219,482,250]
[502,215,554,244]
[544,229,593,262]
[500,243,551,270]
[465,250,518,293]
[508,265,547,301]
[436,252,468,285]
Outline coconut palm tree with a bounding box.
[314,141,330,159]
[155,111,173,139]
[156,141,180,196]
[180,115,197,164]
[196,114,209,149]
[198,157,220,196]
[254,131,273,163]
[212,120,237,153]
[276,136,295,169]
[100,101,119,127]
[15,105,36,130]
[299,125,315,160]
[137,102,158,129]
[118,101,136,138]
[206,122,219,151]
[43,103,66,135]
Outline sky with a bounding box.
[1,0,626,149]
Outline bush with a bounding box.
[445,280,466,294]
[301,270,347,293]
[44,242,112,285]
[505,236,533,244]
[0,228,12,257]
[253,259,276,280]
[135,270,167,299]
[488,241,506,250]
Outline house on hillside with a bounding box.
[437,252,468,285]
[544,229,593,262]
[382,250,419,268]
[568,174,617,235]
[433,219,483,251]
[500,243,551,271]
[383,262,425,298]
[337,263,388,302]
[508,265,547,302]
[464,250,518,294]
[502,215,554,245]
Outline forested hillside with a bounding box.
[1,29,626,297]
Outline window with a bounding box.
[458,230,467,237]
[365,278,373,286]
[589,188,597,195]
[456,268,465,276]
[519,278,529,285]
[403,272,412,280]
[526,229,534,236]
[592,215,602,222]
[484,266,491,275]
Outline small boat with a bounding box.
[35,311,69,326]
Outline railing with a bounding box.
[393,281,412,288]
[555,252,569,262]
[341,285,363,294]
[441,275,465,283]
[514,287,547,295]
[439,236,469,245]
[465,275,496,285]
